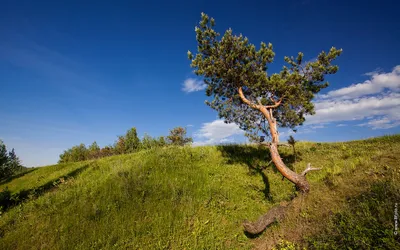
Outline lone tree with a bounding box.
[188,13,341,193]
[188,13,341,233]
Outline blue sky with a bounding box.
[1,0,399,167]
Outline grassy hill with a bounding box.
[0,135,399,249]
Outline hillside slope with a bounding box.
[0,135,399,249]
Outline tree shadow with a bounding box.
[0,164,89,212]
[217,144,298,201]
[0,168,38,185]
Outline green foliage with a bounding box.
[188,13,342,139]
[114,136,126,154]
[57,125,189,163]
[58,143,89,163]
[88,141,101,159]
[0,141,8,166]
[157,136,167,147]
[167,127,193,146]
[141,133,157,149]
[0,140,23,180]
[124,127,140,153]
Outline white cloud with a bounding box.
[357,117,400,130]
[337,124,347,127]
[305,66,400,130]
[309,124,325,129]
[193,119,243,145]
[307,92,400,124]
[182,78,206,93]
[186,124,194,127]
[322,66,400,99]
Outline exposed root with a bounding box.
[243,204,288,235]
[244,162,322,235]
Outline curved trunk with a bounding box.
[260,107,310,193]
[236,88,312,193]
[269,143,310,193]
[237,89,317,234]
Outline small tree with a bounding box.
[188,13,341,193]
[0,140,8,167]
[124,127,140,153]
[71,144,88,162]
[167,127,193,146]
[287,135,297,161]
[88,141,101,159]
[141,133,156,149]
[8,148,22,172]
[157,136,167,147]
[59,149,73,163]
[0,141,22,179]
[114,136,126,155]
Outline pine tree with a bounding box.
[188,13,341,193]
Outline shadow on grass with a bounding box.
[0,164,89,212]
[216,144,297,201]
[0,168,39,186]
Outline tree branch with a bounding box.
[265,99,282,108]
[301,163,322,176]
[238,87,260,109]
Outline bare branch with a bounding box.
[301,163,322,176]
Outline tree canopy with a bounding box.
[188,13,342,141]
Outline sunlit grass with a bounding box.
[0,135,399,249]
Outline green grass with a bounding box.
[0,135,399,249]
[0,161,88,194]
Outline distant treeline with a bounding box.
[58,126,193,163]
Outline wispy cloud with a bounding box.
[309,124,325,129]
[321,65,400,99]
[306,66,400,130]
[193,119,243,145]
[182,78,206,93]
[357,117,400,130]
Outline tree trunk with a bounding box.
[268,143,310,193]
[236,88,322,234]
[260,107,310,193]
